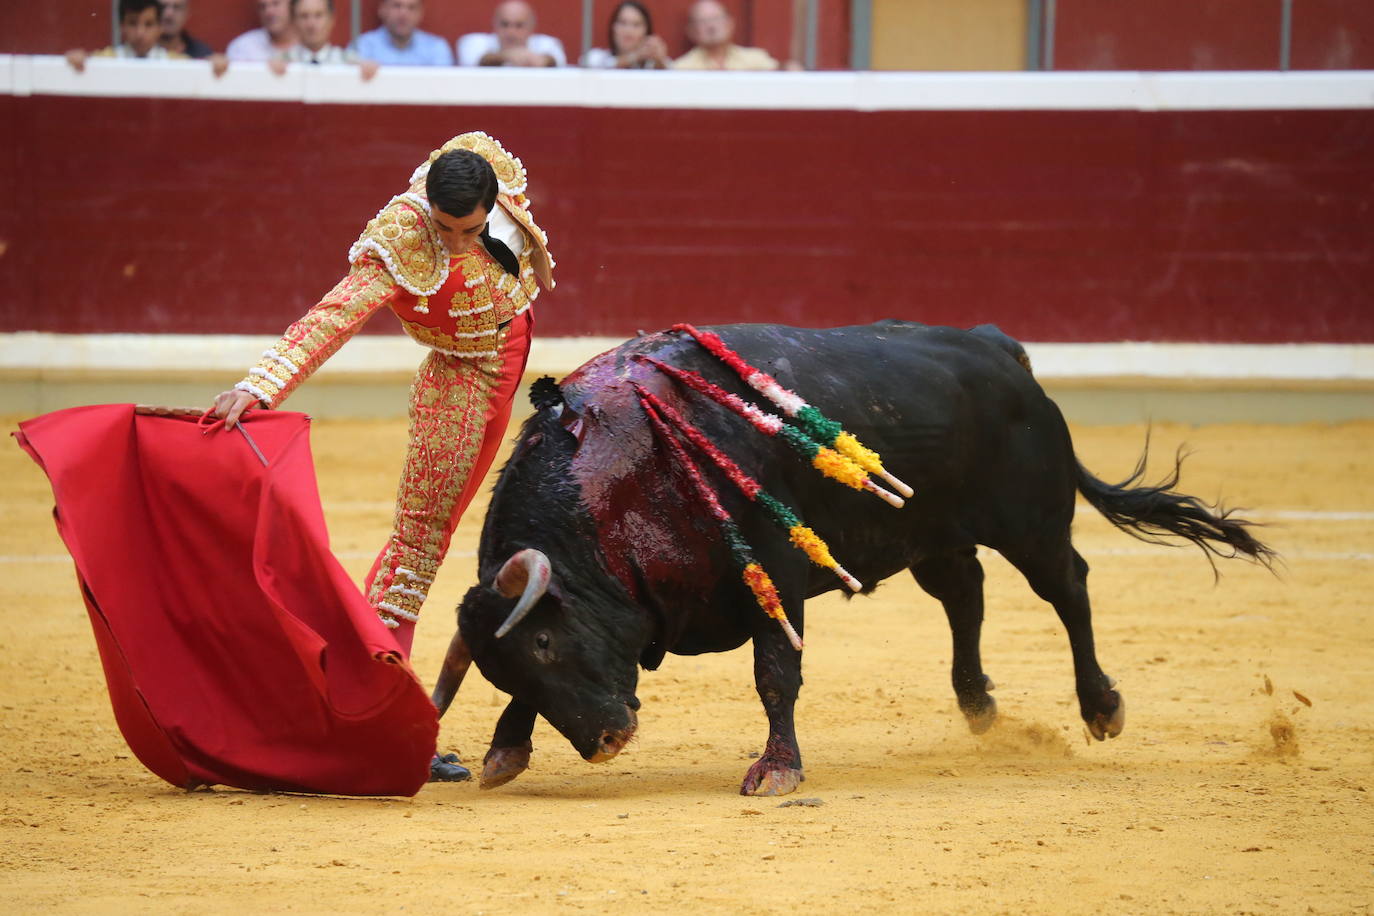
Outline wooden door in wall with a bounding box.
[870,0,1027,70]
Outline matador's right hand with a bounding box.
[212,390,261,430]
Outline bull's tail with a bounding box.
[1076,444,1277,575]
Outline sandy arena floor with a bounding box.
[2,411,1371,914]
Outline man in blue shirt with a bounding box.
[353,0,453,66]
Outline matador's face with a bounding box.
[430,204,488,256]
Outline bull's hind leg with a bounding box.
[740,606,805,797]
[911,547,997,733]
[1000,538,1124,740]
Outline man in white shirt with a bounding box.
[456,1,565,67]
[674,0,778,70]
[271,0,378,78]
[353,0,453,66]
[226,0,298,62]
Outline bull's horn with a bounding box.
[430,628,472,718]
[493,548,552,638]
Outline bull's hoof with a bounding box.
[1086,691,1126,741]
[740,761,804,797]
[479,743,531,790]
[955,675,997,734]
[428,752,472,782]
[961,695,999,735]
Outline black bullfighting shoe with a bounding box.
[429,752,472,782]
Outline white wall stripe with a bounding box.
[6,548,1366,565]
[1264,510,1374,521]
[1026,342,1374,381]
[0,550,476,565]
[1040,548,1373,561]
[3,333,1371,381]
[9,520,1370,568]
[5,55,1373,112]
[12,505,1365,520]
[323,505,1374,521]
[1075,505,1374,521]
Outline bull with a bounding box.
[430,322,1274,796]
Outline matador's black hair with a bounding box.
[426,149,499,219]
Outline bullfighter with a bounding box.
[212,131,554,662]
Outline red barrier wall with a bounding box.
[1292,0,1374,68]
[1049,0,1374,70]
[1,94,1369,343]
[1054,0,1277,70]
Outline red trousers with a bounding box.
[364,311,533,656]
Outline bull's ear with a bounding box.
[529,376,564,410]
[546,577,568,606]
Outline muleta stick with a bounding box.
[672,324,915,499]
[633,383,863,593]
[636,390,804,651]
[633,356,903,508]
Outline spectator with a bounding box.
[457,1,566,68]
[66,0,186,72]
[226,0,298,62]
[270,0,379,78]
[580,1,671,69]
[353,0,453,66]
[674,0,778,70]
[159,0,211,57]
[160,0,230,76]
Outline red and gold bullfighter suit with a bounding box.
[232,132,554,656]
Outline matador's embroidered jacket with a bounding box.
[235,132,555,409]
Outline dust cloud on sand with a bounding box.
[2,418,1372,913]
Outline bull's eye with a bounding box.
[533,630,554,663]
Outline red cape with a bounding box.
[15,405,438,796]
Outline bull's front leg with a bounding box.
[740,617,805,797]
[429,628,475,782]
[480,698,536,789]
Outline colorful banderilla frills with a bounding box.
[633,383,863,593]
[672,323,915,499]
[635,388,805,651]
[634,356,904,509]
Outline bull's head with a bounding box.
[450,547,651,764]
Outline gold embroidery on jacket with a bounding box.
[235,258,397,407]
[351,197,446,296]
[392,246,535,358]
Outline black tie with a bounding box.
[480,224,521,278]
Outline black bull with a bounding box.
[430,322,1274,796]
